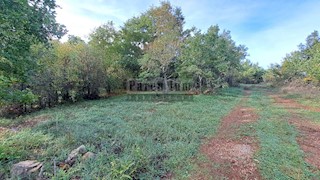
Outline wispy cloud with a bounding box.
[55,0,320,68]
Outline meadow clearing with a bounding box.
[1,85,320,179]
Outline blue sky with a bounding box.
[55,0,320,68]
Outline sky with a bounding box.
[55,0,320,68]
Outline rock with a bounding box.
[11,160,43,179]
[65,145,87,165]
[203,89,213,94]
[81,152,95,161]
[76,145,87,155]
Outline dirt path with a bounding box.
[271,95,320,112]
[270,95,320,170]
[193,91,261,179]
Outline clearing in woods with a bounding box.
[1,85,320,179]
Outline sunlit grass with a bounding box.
[248,90,317,179]
[0,88,242,179]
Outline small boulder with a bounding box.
[76,145,87,154]
[11,160,43,179]
[66,145,87,165]
[81,152,95,161]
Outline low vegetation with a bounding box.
[247,90,317,179]
[0,88,242,179]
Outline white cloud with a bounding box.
[55,0,153,41]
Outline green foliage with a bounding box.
[118,15,154,77]
[0,75,37,105]
[138,2,185,92]
[0,0,66,109]
[178,25,248,90]
[263,63,282,83]
[110,160,135,179]
[178,29,212,89]
[0,130,52,162]
[1,0,251,113]
[239,60,265,84]
[266,30,320,85]
[25,39,109,108]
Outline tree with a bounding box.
[239,60,265,84]
[29,42,58,108]
[305,30,320,49]
[116,15,154,77]
[0,0,66,106]
[177,24,248,91]
[178,29,213,91]
[76,44,106,99]
[89,22,126,92]
[0,0,66,79]
[268,30,320,85]
[139,2,184,92]
[281,51,305,80]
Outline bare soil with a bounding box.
[271,95,320,112]
[0,114,50,134]
[271,95,320,170]
[193,91,261,179]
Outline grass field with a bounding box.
[0,88,242,179]
[1,86,320,179]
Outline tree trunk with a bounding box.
[163,74,168,93]
[199,75,202,93]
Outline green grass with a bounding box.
[284,92,320,109]
[0,88,242,179]
[283,92,320,125]
[3,86,319,179]
[247,90,317,179]
[295,110,320,125]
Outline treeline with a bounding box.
[0,1,263,115]
[264,30,320,84]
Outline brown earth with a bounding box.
[16,115,50,129]
[0,114,50,134]
[270,95,320,170]
[271,95,320,112]
[192,91,261,179]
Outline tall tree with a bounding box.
[178,29,213,91]
[0,0,66,105]
[88,22,125,92]
[139,2,184,92]
[117,15,154,77]
[0,0,66,79]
